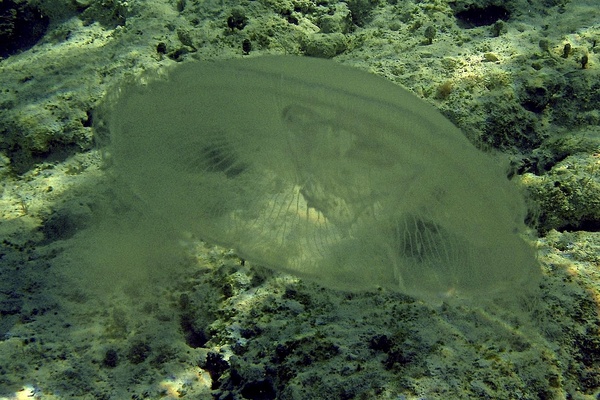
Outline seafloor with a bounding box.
[1,0,599,398]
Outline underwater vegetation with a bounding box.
[1,0,599,396]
